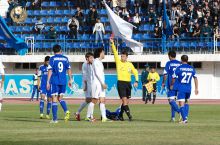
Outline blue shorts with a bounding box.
[40,86,52,98]
[177,91,191,102]
[167,90,177,99]
[51,84,66,96]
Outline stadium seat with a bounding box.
[142,34,150,40]
[48,10,56,15]
[54,17,63,23]
[40,10,48,16]
[27,10,33,15]
[100,9,107,15]
[47,17,54,23]
[81,34,89,40]
[33,10,41,16]
[55,10,63,15]
[41,1,49,7]
[50,1,57,7]
[36,35,45,40]
[64,10,71,15]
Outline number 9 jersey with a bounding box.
[173,64,197,93]
[48,54,71,85]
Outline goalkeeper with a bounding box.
[146,66,160,104]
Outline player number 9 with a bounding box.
[58,62,63,72]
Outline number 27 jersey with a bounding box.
[48,54,71,85]
[173,64,197,93]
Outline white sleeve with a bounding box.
[82,63,87,81]
[93,24,97,33]
[92,61,104,85]
[102,23,105,33]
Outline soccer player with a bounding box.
[171,55,199,124]
[31,68,39,101]
[38,56,52,119]
[162,51,181,122]
[87,48,108,122]
[0,60,5,112]
[110,38,138,121]
[75,52,94,121]
[147,66,160,104]
[47,44,72,123]
[141,64,149,102]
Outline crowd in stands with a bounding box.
[5,0,220,42]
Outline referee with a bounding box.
[110,38,138,121]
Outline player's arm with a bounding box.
[155,72,160,82]
[66,59,73,88]
[37,68,41,90]
[47,58,53,90]
[162,62,169,88]
[82,64,87,91]
[193,70,199,95]
[110,38,120,63]
[131,63,138,87]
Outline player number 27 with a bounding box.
[181,72,192,83]
[58,62,63,72]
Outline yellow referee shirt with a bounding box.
[147,72,160,84]
[111,43,138,82]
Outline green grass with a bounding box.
[0,103,220,145]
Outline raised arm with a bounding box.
[110,38,120,63]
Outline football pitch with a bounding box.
[0,103,220,145]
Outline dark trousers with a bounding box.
[31,85,39,101]
[69,29,77,39]
[142,86,147,101]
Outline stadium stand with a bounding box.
[0,0,219,55]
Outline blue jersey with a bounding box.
[163,59,181,89]
[38,64,48,87]
[173,64,197,93]
[48,54,71,85]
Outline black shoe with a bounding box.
[128,116,133,121]
[152,100,155,104]
[118,115,124,121]
[142,97,145,101]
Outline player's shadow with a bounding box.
[3,116,49,123]
[134,119,169,123]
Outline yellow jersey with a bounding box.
[147,72,160,84]
[111,43,138,82]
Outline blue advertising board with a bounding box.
[2,74,167,98]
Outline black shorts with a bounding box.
[153,83,157,92]
[117,81,132,99]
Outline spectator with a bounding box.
[201,22,212,38]
[88,7,98,34]
[173,25,180,39]
[46,26,57,39]
[75,7,84,31]
[134,2,141,14]
[112,0,119,12]
[33,18,45,34]
[76,0,89,9]
[133,13,141,32]
[119,0,126,8]
[148,7,156,24]
[154,26,162,38]
[197,7,204,24]
[30,0,42,9]
[141,64,149,102]
[122,8,130,21]
[212,1,219,17]
[93,18,105,43]
[67,16,79,39]
[30,68,39,101]
[187,21,194,37]
[18,0,27,8]
[192,22,201,37]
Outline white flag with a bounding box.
[104,2,143,54]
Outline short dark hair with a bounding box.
[168,50,176,58]
[53,44,61,53]
[94,48,104,59]
[44,56,50,62]
[181,55,188,62]
[85,52,94,58]
[121,50,128,56]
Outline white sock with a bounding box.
[0,103,2,111]
[87,102,95,119]
[100,103,107,119]
[77,102,88,114]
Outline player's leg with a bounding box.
[168,90,180,121]
[46,90,52,119]
[31,85,37,101]
[87,98,98,121]
[177,92,187,124]
[142,86,146,102]
[184,93,191,120]
[58,85,70,121]
[39,93,46,119]
[99,96,108,122]
[152,84,157,104]
[117,82,125,121]
[50,84,58,123]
